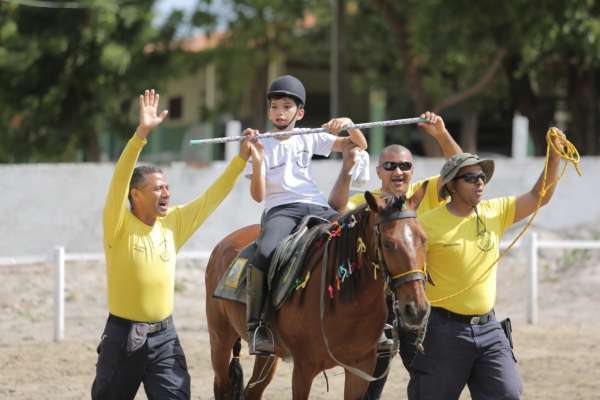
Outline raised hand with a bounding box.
[322,117,353,135]
[548,127,567,159]
[418,111,447,138]
[240,128,264,162]
[136,89,169,139]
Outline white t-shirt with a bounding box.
[244,132,337,211]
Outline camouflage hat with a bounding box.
[439,153,495,198]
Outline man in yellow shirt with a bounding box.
[410,130,565,400]
[328,111,461,217]
[328,112,462,399]
[91,90,254,400]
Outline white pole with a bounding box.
[225,120,242,161]
[190,117,425,145]
[527,232,538,324]
[512,113,529,159]
[54,246,65,342]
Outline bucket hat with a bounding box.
[439,153,495,198]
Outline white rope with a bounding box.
[189,117,426,145]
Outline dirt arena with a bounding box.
[1,227,599,399]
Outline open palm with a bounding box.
[138,89,168,136]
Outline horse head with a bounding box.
[365,191,430,329]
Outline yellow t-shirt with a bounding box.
[346,176,445,217]
[420,197,516,315]
[103,133,246,322]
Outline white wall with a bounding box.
[1,157,597,258]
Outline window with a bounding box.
[168,96,183,119]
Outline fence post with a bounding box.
[527,232,538,324]
[225,120,242,161]
[54,246,65,342]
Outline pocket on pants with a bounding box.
[173,338,188,371]
[91,336,121,399]
[176,354,189,371]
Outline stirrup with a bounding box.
[249,324,275,356]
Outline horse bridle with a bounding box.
[375,209,427,288]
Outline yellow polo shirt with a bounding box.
[103,133,246,322]
[347,176,445,217]
[420,197,516,315]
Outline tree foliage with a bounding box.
[191,0,600,155]
[0,0,179,162]
[2,0,600,161]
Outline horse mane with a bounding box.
[322,194,408,302]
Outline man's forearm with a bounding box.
[435,129,462,159]
[328,162,353,212]
[103,133,146,243]
[533,153,561,205]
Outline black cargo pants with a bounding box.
[91,314,190,400]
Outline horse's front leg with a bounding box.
[343,349,378,400]
[291,362,319,400]
[244,355,279,400]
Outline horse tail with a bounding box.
[228,337,244,399]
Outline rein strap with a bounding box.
[376,210,417,225]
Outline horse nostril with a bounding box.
[404,302,417,320]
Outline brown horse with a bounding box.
[205,191,430,399]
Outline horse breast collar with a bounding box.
[374,209,427,288]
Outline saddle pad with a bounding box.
[213,216,329,307]
[212,243,256,304]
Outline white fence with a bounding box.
[1,233,599,341]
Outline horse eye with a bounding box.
[382,240,395,250]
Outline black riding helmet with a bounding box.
[267,75,306,107]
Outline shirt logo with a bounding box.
[296,150,310,168]
[269,162,285,170]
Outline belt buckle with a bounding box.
[148,322,161,334]
[470,316,480,325]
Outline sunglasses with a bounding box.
[381,161,413,172]
[453,172,486,184]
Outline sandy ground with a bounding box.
[1,227,599,399]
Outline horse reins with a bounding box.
[375,209,427,287]
[318,207,426,382]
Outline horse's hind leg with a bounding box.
[244,355,279,400]
[208,313,240,399]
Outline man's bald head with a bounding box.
[380,144,413,162]
[376,145,415,196]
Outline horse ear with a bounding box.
[407,180,429,211]
[365,191,381,213]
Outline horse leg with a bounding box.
[343,353,378,400]
[208,313,240,399]
[291,363,319,400]
[244,355,279,400]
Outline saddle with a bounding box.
[213,215,330,309]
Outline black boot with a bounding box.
[246,265,274,355]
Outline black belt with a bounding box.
[109,314,172,334]
[431,307,494,325]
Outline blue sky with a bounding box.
[155,0,196,15]
[154,0,230,34]
[154,0,197,23]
